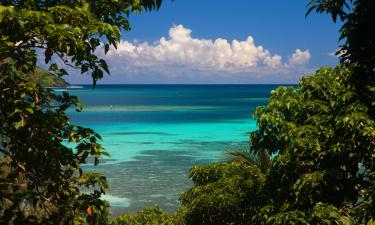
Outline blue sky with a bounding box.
[66,0,342,84]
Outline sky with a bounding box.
[64,0,342,84]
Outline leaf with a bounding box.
[104,43,110,54]
[25,108,34,114]
[14,118,25,130]
[98,59,109,74]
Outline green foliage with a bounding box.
[112,206,183,225]
[307,0,375,117]
[365,219,375,225]
[307,0,375,71]
[0,0,163,224]
[0,72,109,224]
[226,144,272,174]
[175,66,374,225]
[0,0,162,86]
[1,1,373,225]
[266,210,309,225]
[25,67,69,87]
[179,162,265,225]
[174,2,375,225]
[250,66,375,224]
[309,203,354,225]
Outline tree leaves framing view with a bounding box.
[0,0,374,224]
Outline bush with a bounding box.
[112,206,184,225]
[180,162,265,225]
[251,66,375,224]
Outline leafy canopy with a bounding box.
[0,0,162,86]
[0,0,163,224]
[179,162,265,225]
[251,66,374,224]
[0,71,109,224]
[114,1,375,225]
[307,0,375,115]
[177,66,374,225]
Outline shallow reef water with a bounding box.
[66,84,279,215]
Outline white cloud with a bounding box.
[288,49,311,66]
[103,24,310,77]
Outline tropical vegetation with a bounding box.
[171,0,375,224]
[0,0,162,224]
[25,67,69,87]
[0,0,374,224]
[175,0,374,224]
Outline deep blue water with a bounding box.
[64,84,284,215]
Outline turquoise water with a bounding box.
[65,85,278,215]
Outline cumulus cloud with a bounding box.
[103,24,310,77]
[288,49,311,66]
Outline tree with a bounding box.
[177,66,374,225]
[23,67,69,87]
[307,0,375,71]
[226,144,272,174]
[0,0,163,224]
[112,206,183,225]
[245,1,375,223]
[250,66,375,224]
[113,1,374,224]
[0,0,162,86]
[307,0,375,116]
[179,162,265,225]
[0,71,110,224]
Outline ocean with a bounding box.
[65,84,281,215]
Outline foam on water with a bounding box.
[101,195,131,207]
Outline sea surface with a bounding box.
[65,84,281,215]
